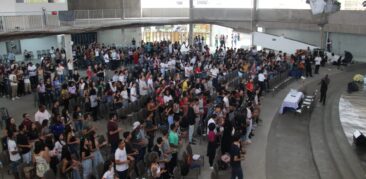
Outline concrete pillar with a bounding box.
[209,24,213,47]
[319,25,325,49]
[188,0,194,45]
[63,34,73,60]
[251,0,257,46]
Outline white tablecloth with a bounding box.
[279,90,304,114]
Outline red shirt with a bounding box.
[86,69,93,80]
[246,82,254,92]
[133,52,139,64]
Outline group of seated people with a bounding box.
[0,39,314,179]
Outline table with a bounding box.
[279,90,304,114]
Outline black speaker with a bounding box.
[353,130,366,148]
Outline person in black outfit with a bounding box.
[319,75,330,105]
[17,124,32,164]
[230,135,245,179]
[305,57,313,77]
[221,116,233,154]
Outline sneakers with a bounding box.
[15,96,20,99]
[210,166,214,170]
[12,98,15,101]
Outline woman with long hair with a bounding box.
[80,138,94,179]
[33,141,50,179]
[89,133,107,178]
[102,160,116,179]
[61,145,81,179]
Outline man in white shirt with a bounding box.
[27,63,37,88]
[210,66,219,79]
[34,105,51,125]
[104,53,110,68]
[7,131,21,178]
[258,70,266,96]
[9,70,19,101]
[115,139,133,179]
[139,76,148,96]
[314,55,322,74]
[223,93,230,109]
[245,104,253,144]
[56,64,65,82]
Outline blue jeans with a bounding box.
[82,159,92,179]
[74,120,83,133]
[22,151,32,164]
[231,167,243,179]
[92,150,104,177]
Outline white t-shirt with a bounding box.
[115,148,128,172]
[121,90,129,100]
[223,96,229,108]
[28,65,37,77]
[207,118,216,134]
[54,141,65,160]
[210,68,219,78]
[139,80,148,96]
[67,62,74,70]
[315,57,322,65]
[90,95,98,108]
[246,107,252,119]
[130,87,137,102]
[8,139,21,161]
[9,74,17,86]
[102,170,115,179]
[104,54,110,63]
[56,66,64,76]
[258,73,265,82]
[163,95,173,104]
[34,110,51,124]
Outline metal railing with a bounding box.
[0,14,60,32]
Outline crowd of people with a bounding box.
[0,36,329,179]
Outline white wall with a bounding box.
[331,32,366,60]
[20,36,58,54]
[15,2,68,13]
[0,0,16,13]
[253,32,318,55]
[97,28,142,47]
[265,29,321,47]
[97,29,124,46]
[0,36,58,61]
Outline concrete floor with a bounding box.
[1,64,365,179]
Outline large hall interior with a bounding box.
[1,0,366,179]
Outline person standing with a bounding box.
[258,70,266,96]
[314,55,322,74]
[305,57,313,77]
[7,131,21,179]
[107,114,123,153]
[16,124,32,164]
[115,139,133,179]
[319,75,330,105]
[9,70,19,101]
[230,135,245,179]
